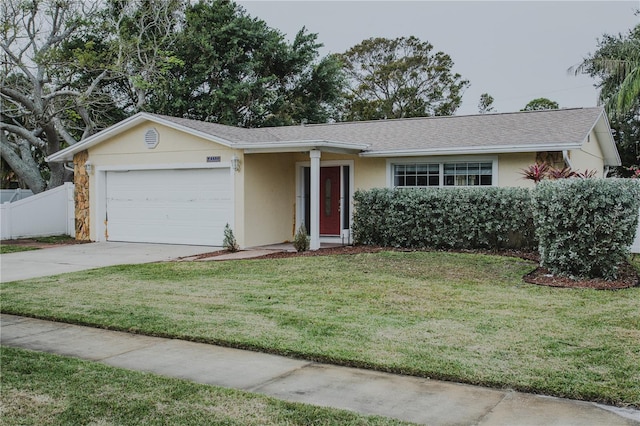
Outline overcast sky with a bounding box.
[237,0,639,115]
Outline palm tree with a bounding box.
[570,23,640,117]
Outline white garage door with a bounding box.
[105,168,232,246]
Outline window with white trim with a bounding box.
[394,163,440,187]
[393,162,493,187]
[443,162,493,186]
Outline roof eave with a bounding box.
[359,143,583,158]
[591,110,622,167]
[46,112,237,163]
[239,140,370,154]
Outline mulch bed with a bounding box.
[523,262,639,290]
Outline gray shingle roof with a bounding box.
[152,107,605,153]
[48,106,618,165]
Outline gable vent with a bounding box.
[144,128,159,149]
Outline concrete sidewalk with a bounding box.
[2,314,638,426]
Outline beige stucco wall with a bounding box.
[568,130,605,177]
[353,157,387,190]
[89,122,236,165]
[497,152,536,188]
[85,122,241,242]
[242,153,296,247]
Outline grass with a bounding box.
[2,251,639,408]
[0,245,39,254]
[1,235,74,254]
[0,346,410,425]
[30,235,75,244]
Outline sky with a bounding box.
[237,0,639,116]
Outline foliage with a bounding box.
[0,0,182,192]
[478,93,495,114]
[352,187,536,250]
[520,97,559,111]
[148,0,344,127]
[520,164,597,182]
[571,21,640,170]
[610,111,640,172]
[338,36,469,121]
[520,163,551,183]
[531,179,640,279]
[627,165,640,178]
[293,225,310,252]
[1,0,344,190]
[223,223,239,252]
[572,22,640,117]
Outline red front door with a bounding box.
[320,167,341,235]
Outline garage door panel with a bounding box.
[108,206,230,223]
[105,168,232,246]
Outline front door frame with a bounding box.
[296,158,354,246]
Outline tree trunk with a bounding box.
[0,138,46,193]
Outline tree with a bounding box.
[478,93,495,114]
[1,0,182,192]
[570,21,640,171]
[521,98,559,111]
[148,0,344,128]
[571,23,640,117]
[338,36,469,121]
[100,0,185,113]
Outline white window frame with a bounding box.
[386,156,499,188]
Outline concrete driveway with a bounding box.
[1,242,219,282]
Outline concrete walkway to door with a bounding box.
[0,242,220,282]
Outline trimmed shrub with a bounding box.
[223,223,239,252]
[531,179,640,279]
[352,187,536,250]
[293,225,310,252]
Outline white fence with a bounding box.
[1,183,75,240]
[0,189,33,203]
[632,214,640,254]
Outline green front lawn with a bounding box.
[0,245,39,254]
[2,251,639,407]
[1,347,409,425]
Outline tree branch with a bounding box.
[0,122,47,149]
[1,86,38,112]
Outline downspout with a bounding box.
[63,162,75,172]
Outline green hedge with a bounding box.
[352,187,536,250]
[531,179,640,279]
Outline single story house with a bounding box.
[47,107,620,249]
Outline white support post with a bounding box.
[309,149,321,250]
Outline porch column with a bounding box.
[309,149,321,250]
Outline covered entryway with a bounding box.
[104,168,232,246]
[298,159,353,248]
